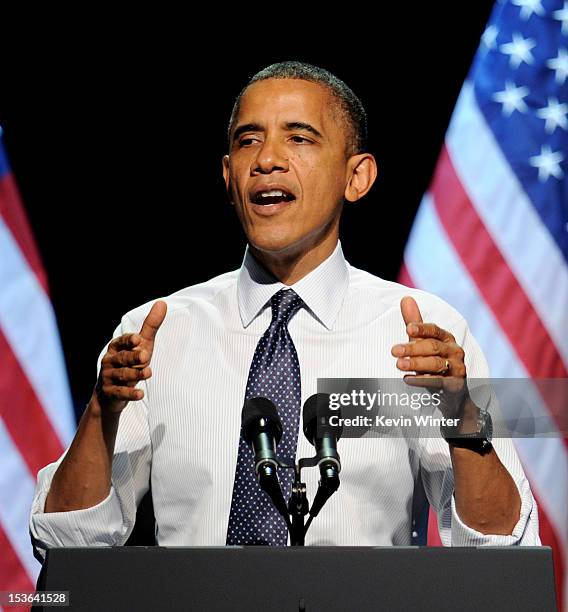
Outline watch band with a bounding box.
[445,436,493,453]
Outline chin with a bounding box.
[248,230,302,255]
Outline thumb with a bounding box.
[139,300,168,343]
[400,296,423,340]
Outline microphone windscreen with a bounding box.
[242,397,283,444]
[302,394,343,443]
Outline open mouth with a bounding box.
[250,188,296,206]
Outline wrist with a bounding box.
[456,398,480,434]
[89,392,121,422]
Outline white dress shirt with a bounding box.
[30,241,540,559]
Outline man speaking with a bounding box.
[30,62,539,554]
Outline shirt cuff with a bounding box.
[450,475,537,546]
[30,480,126,560]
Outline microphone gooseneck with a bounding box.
[302,394,342,518]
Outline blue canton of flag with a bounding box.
[474,0,568,260]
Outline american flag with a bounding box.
[0,133,74,608]
[400,0,568,607]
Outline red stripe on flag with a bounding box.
[0,525,34,612]
[431,146,567,379]
[0,329,64,478]
[0,172,48,296]
[0,521,34,593]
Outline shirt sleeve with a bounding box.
[29,314,152,561]
[420,435,540,546]
[418,311,541,546]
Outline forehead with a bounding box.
[235,78,336,130]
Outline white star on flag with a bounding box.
[500,32,537,68]
[493,81,530,116]
[512,0,545,21]
[482,25,499,51]
[554,2,568,36]
[547,48,568,85]
[529,145,565,182]
[536,97,568,134]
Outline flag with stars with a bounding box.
[400,0,568,608]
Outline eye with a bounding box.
[238,137,261,147]
[290,135,312,144]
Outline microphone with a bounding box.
[242,397,283,472]
[302,394,342,517]
[303,393,343,473]
[241,397,289,522]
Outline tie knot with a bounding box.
[271,288,303,325]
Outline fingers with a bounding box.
[391,338,452,358]
[140,301,167,343]
[100,359,152,386]
[97,383,145,402]
[105,366,152,385]
[392,312,464,378]
[108,333,142,353]
[96,352,152,413]
[395,355,454,374]
[395,354,466,377]
[406,322,455,343]
[102,349,150,369]
[97,305,164,414]
[391,340,465,373]
[396,300,468,400]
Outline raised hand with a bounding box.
[95,301,167,413]
[391,296,469,403]
[392,296,465,376]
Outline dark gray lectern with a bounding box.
[36,546,557,612]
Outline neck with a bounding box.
[249,232,338,285]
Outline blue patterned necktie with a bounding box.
[226,288,304,546]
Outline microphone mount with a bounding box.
[243,395,342,546]
[266,450,341,546]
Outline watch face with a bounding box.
[481,412,493,443]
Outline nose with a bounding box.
[251,137,289,175]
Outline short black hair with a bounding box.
[227,61,368,156]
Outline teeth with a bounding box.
[259,190,286,197]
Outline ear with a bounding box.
[222,155,234,205]
[344,153,378,203]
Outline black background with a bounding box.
[1,7,495,418]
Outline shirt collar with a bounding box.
[237,240,349,331]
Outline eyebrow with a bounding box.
[232,123,263,142]
[284,122,323,139]
[231,121,324,142]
